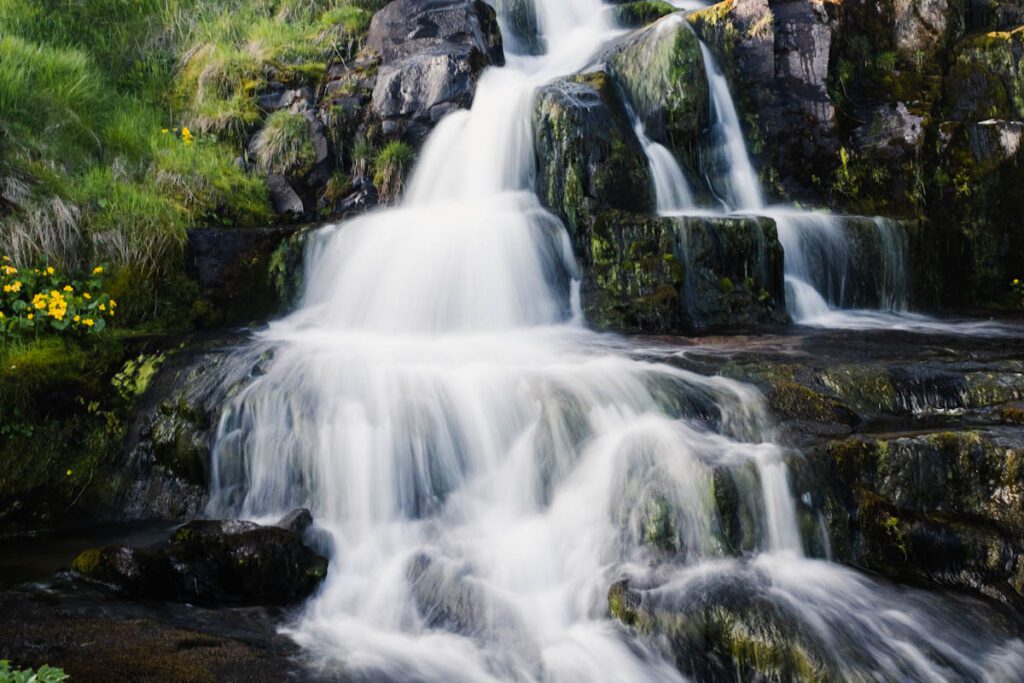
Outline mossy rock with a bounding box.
[607,14,709,188]
[586,211,785,333]
[532,71,653,258]
[613,1,677,28]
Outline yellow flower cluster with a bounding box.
[161,126,194,145]
[2,258,116,338]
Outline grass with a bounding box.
[253,110,317,175]
[0,0,385,318]
[374,140,415,203]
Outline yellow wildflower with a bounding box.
[99,303,106,311]
[82,318,95,327]
[1,265,16,276]
[109,299,117,308]
[2,285,9,293]
[1015,278,1021,285]
[46,266,55,275]
[1,255,9,261]
[73,315,80,322]
[27,313,34,320]
[161,128,169,134]
[92,266,104,275]
[11,281,21,293]
[63,285,73,292]
[32,294,47,310]
[65,469,72,476]
[0,311,4,318]
[84,292,92,300]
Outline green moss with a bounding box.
[613,1,676,28]
[71,548,103,576]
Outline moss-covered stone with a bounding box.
[793,427,1024,605]
[608,577,835,681]
[607,14,709,190]
[613,1,677,28]
[532,71,653,259]
[586,211,785,332]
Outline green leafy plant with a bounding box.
[0,660,69,683]
[1,258,117,342]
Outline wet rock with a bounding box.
[928,115,1024,307]
[689,0,838,201]
[494,0,542,54]
[367,0,504,141]
[585,211,786,333]
[532,71,653,260]
[606,14,709,188]
[612,1,677,28]
[609,575,836,681]
[72,511,328,606]
[791,428,1024,606]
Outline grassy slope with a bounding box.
[0,0,384,315]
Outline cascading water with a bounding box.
[209,1,1024,680]
[651,6,1021,335]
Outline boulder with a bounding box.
[608,574,837,681]
[689,0,838,202]
[266,174,305,217]
[367,0,504,140]
[532,71,653,260]
[605,14,709,187]
[585,211,786,332]
[944,27,1024,122]
[71,510,328,606]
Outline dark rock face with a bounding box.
[710,334,1024,605]
[585,212,786,332]
[683,0,1023,308]
[71,510,328,606]
[532,71,654,259]
[187,226,305,323]
[791,429,1024,607]
[368,0,505,140]
[690,0,837,202]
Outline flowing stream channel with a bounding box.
[208,1,1024,680]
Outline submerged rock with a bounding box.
[585,211,786,332]
[71,510,328,606]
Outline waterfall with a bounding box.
[698,42,764,212]
[208,1,1024,680]
[626,103,696,214]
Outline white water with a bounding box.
[627,105,696,214]
[209,1,1024,680]
[649,9,1024,336]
